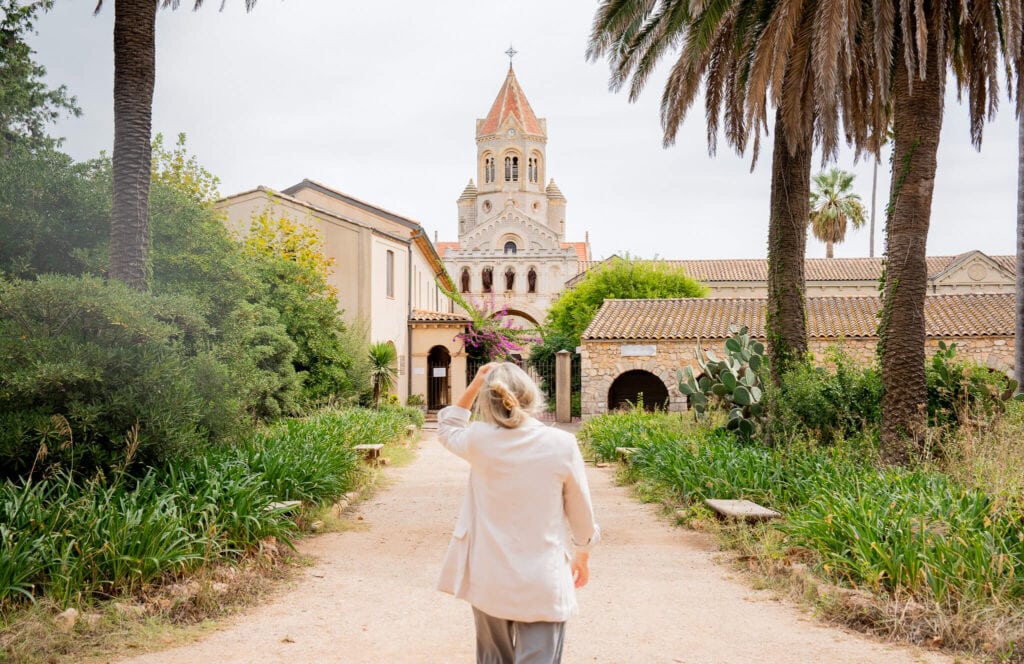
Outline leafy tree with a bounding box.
[243,207,367,405]
[0,145,109,279]
[544,258,707,349]
[368,342,398,407]
[151,132,220,204]
[808,169,866,258]
[0,0,80,155]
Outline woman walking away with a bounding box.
[437,362,600,664]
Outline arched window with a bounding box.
[504,156,511,182]
[484,156,495,184]
[511,156,519,181]
[504,241,517,255]
[527,157,536,183]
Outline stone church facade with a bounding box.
[437,66,589,328]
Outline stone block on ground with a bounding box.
[704,498,781,523]
[55,607,79,632]
[266,500,302,512]
[615,447,639,463]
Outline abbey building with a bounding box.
[436,66,590,328]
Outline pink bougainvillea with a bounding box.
[453,294,539,362]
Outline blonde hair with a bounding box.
[476,362,542,428]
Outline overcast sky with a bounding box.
[27,0,1022,260]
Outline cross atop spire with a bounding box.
[505,45,517,69]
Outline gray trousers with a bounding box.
[472,607,566,664]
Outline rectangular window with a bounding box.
[386,250,394,298]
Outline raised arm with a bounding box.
[437,363,498,460]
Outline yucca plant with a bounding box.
[367,342,398,408]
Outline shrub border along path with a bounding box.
[114,428,947,664]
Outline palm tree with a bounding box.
[808,169,867,258]
[873,0,1018,461]
[1016,107,1024,390]
[588,0,877,379]
[368,342,398,407]
[95,0,256,290]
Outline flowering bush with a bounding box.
[443,288,538,362]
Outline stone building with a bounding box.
[579,294,1015,418]
[437,66,590,328]
[217,181,469,408]
[569,251,1016,298]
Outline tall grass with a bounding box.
[0,407,416,608]
[579,409,1024,605]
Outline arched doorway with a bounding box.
[427,346,451,410]
[608,370,668,412]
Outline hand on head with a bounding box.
[474,362,501,382]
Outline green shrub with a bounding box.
[377,403,425,429]
[767,347,882,445]
[0,275,215,478]
[926,341,1020,429]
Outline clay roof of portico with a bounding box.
[479,67,544,136]
[409,310,471,324]
[582,293,1014,341]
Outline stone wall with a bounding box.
[581,336,1016,419]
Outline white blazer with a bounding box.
[436,405,600,623]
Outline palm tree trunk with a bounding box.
[109,0,157,290]
[766,108,810,382]
[879,20,944,464]
[1015,107,1024,389]
[826,241,834,259]
[869,158,878,258]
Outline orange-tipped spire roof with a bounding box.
[479,67,544,136]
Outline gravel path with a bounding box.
[120,428,949,664]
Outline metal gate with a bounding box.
[467,355,580,421]
[427,346,451,410]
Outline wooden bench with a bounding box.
[615,447,639,463]
[353,443,385,462]
[704,498,781,523]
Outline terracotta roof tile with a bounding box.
[435,242,460,258]
[567,255,1014,287]
[479,68,544,136]
[582,294,1013,341]
[409,309,471,324]
[561,242,589,262]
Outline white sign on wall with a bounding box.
[432,368,447,377]
[621,345,657,357]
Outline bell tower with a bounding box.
[456,61,565,247]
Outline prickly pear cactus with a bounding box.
[677,324,766,440]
